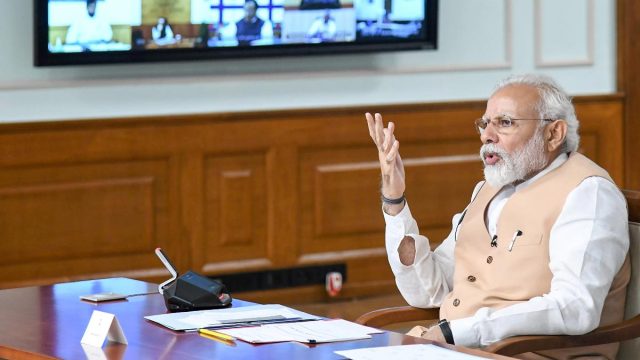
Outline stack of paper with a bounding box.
[216,319,383,344]
[144,304,321,331]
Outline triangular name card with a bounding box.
[81,310,128,348]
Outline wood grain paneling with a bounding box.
[0,177,153,263]
[619,0,640,191]
[573,96,624,185]
[0,96,625,302]
[202,154,268,266]
[0,159,173,286]
[299,148,385,253]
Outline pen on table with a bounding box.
[199,328,236,342]
[199,332,237,347]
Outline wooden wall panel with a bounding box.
[0,177,153,262]
[299,147,384,254]
[0,159,174,287]
[574,97,624,185]
[201,154,269,271]
[619,0,640,191]
[0,95,625,303]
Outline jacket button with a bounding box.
[453,298,460,306]
[487,256,493,264]
[467,275,476,282]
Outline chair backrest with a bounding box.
[618,190,640,360]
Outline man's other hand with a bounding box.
[406,324,446,343]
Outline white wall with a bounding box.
[0,0,615,123]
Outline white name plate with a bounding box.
[81,310,128,348]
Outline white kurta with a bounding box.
[65,14,113,45]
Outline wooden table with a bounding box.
[0,278,512,359]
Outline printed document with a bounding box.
[144,304,320,331]
[217,319,383,344]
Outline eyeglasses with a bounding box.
[474,115,555,135]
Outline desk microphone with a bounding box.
[153,248,232,312]
[155,248,178,295]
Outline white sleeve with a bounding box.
[261,20,273,38]
[307,21,320,36]
[384,182,484,308]
[220,22,237,40]
[327,21,337,37]
[450,177,629,347]
[100,21,113,42]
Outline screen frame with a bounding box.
[34,0,438,67]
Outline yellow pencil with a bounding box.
[198,328,236,342]
[199,332,237,346]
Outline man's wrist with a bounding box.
[381,193,405,205]
[382,201,405,216]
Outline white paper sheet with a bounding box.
[217,319,383,344]
[144,304,321,331]
[335,344,491,360]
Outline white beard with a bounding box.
[480,130,547,188]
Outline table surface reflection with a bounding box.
[0,278,512,359]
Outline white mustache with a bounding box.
[480,143,508,161]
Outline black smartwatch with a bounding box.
[438,319,455,345]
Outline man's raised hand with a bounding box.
[365,112,406,204]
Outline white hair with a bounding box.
[493,74,579,153]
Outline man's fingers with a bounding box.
[382,128,391,152]
[366,113,398,156]
[374,113,385,151]
[383,121,396,152]
[365,112,375,140]
[406,325,427,338]
[386,140,400,163]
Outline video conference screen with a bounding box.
[35,0,437,66]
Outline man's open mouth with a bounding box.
[484,152,501,166]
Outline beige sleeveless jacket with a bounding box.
[440,153,630,359]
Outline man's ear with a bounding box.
[546,120,567,152]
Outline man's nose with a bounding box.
[481,122,498,144]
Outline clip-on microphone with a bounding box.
[155,248,232,312]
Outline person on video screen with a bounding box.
[355,0,385,23]
[152,17,175,45]
[65,0,113,46]
[232,0,273,45]
[307,10,337,42]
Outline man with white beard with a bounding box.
[366,74,630,359]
